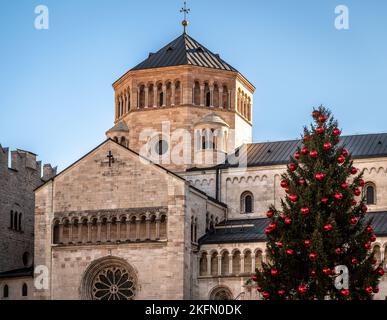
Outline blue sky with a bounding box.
[0,0,386,170]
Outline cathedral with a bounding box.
[1,27,387,300]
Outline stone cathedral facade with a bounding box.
[1,32,387,300]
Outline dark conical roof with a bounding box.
[131,33,238,72]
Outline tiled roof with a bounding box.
[131,33,237,72]
[106,121,129,133]
[0,266,33,279]
[199,211,387,245]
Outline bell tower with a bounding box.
[107,9,255,172]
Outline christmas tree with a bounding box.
[254,106,384,300]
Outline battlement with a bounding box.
[0,144,56,181]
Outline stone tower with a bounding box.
[107,33,255,172]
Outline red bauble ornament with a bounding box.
[315,173,326,181]
[298,285,307,294]
[322,267,331,276]
[269,223,277,230]
[278,289,285,296]
[266,210,274,218]
[353,188,361,196]
[271,269,279,277]
[373,287,379,294]
[265,227,272,234]
[337,156,345,164]
[312,110,320,118]
[333,128,341,136]
[280,180,288,188]
[309,252,317,261]
[289,164,297,172]
[321,197,329,205]
[340,289,350,297]
[350,167,358,175]
[310,150,318,158]
[358,179,365,187]
[318,115,327,123]
[350,217,358,225]
[324,224,333,232]
[361,205,368,213]
[294,152,300,160]
[257,286,264,292]
[367,226,374,233]
[323,142,332,150]
[335,248,341,255]
[284,217,292,225]
[364,242,371,250]
[301,147,309,155]
[370,234,377,242]
[276,241,283,248]
[301,207,310,216]
[377,268,385,276]
[286,249,295,256]
[352,200,357,206]
[252,275,257,282]
[304,134,312,142]
[288,194,298,203]
[304,240,312,248]
[351,257,358,265]
[365,287,373,295]
[262,292,270,298]
[310,270,317,278]
[316,127,325,134]
[335,192,344,201]
[299,178,306,186]
[342,149,349,157]
[285,187,290,194]
[341,183,349,190]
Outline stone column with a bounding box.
[107,220,111,242]
[251,255,256,273]
[136,88,140,109]
[210,85,214,107]
[171,83,176,106]
[229,254,233,275]
[240,254,245,274]
[78,222,82,244]
[69,222,73,244]
[126,219,131,241]
[97,221,101,243]
[217,255,222,276]
[162,85,167,107]
[207,254,212,276]
[59,223,64,244]
[200,85,205,106]
[126,92,130,112]
[146,218,150,240]
[155,219,161,240]
[219,87,223,109]
[117,220,121,242]
[136,219,140,240]
[144,87,149,108]
[192,84,195,105]
[87,222,92,243]
[153,86,157,108]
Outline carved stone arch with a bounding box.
[246,176,254,184]
[209,285,233,300]
[226,177,232,183]
[194,179,201,186]
[369,167,377,175]
[202,179,208,186]
[232,177,239,184]
[80,256,138,300]
[261,175,268,181]
[240,176,246,184]
[377,167,385,174]
[363,168,370,175]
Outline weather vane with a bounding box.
[180,1,190,33]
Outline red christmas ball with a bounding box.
[309,252,317,261]
[321,197,329,205]
[267,210,275,218]
[310,270,317,278]
[276,241,283,248]
[323,142,332,150]
[304,240,312,248]
[358,179,365,187]
[294,152,301,160]
[299,178,306,186]
[312,110,320,118]
[262,292,271,298]
[265,227,272,234]
[252,275,257,282]
[365,286,373,295]
[281,213,286,220]
[315,173,326,181]
[377,268,385,276]
[352,200,357,206]
[335,248,341,255]
[350,167,358,175]
[310,150,319,158]
[337,156,345,164]
[318,115,327,123]
[351,257,358,265]
[361,205,368,213]
[350,217,358,225]
[367,226,374,233]
[301,207,310,216]
[298,285,307,294]
[288,194,299,203]
[269,223,277,230]
[373,287,379,294]
[342,149,349,157]
[257,286,264,292]
[333,128,341,136]
[316,127,325,134]
[289,164,297,172]
[284,217,292,225]
[335,192,344,201]
[364,242,371,250]
[370,234,377,242]
[280,180,288,188]
[285,187,290,194]
[353,188,361,196]
[278,289,285,296]
[271,269,279,277]
[341,183,349,190]
[340,289,350,297]
[286,249,295,256]
[301,147,309,155]
[322,267,331,276]
[324,224,333,232]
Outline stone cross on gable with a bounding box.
[107,151,115,167]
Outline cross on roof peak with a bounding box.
[180,1,190,33]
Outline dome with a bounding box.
[106,121,129,134]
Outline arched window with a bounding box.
[22,252,31,267]
[10,211,13,229]
[193,81,200,105]
[3,285,9,298]
[210,286,233,300]
[221,251,229,275]
[139,85,145,108]
[222,85,229,109]
[139,216,147,240]
[166,82,172,106]
[244,250,252,273]
[159,91,164,107]
[149,215,156,240]
[129,217,137,241]
[241,192,254,214]
[232,251,241,275]
[255,250,263,271]
[174,81,181,105]
[22,283,28,297]
[14,212,18,231]
[211,252,218,276]
[160,215,167,239]
[206,91,211,107]
[365,184,376,205]
[199,253,207,276]
[374,245,381,265]
[53,220,60,244]
[213,84,219,107]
